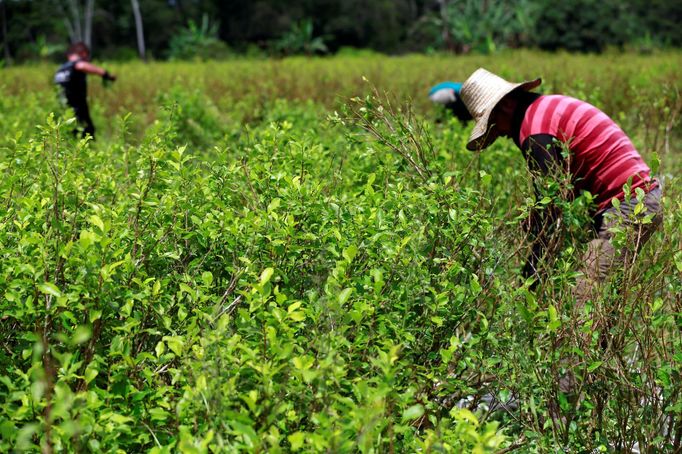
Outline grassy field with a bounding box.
[0,51,681,452]
[3,50,681,134]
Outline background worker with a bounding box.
[54,42,116,139]
[459,68,662,302]
[428,81,472,123]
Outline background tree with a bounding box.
[630,0,682,47]
[0,0,681,61]
[130,0,145,61]
[273,19,328,56]
[532,0,635,52]
[167,14,231,61]
[56,0,95,47]
[1,0,10,64]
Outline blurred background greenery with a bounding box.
[1,0,681,65]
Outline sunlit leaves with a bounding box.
[0,69,679,454]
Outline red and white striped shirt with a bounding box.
[519,95,656,212]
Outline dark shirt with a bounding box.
[54,59,95,137]
[54,60,87,105]
[508,90,564,281]
[510,91,563,173]
[446,98,473,123]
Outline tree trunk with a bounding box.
[84,0,94,48]
[437,0,452,51]
[60,0,94,46]
[67,0,83,42]
[130,0,146,61]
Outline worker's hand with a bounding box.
[103,71,117,82]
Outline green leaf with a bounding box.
[470,275,482,295]
[479,170,492,186]
[149,407,170,422]
[547,304,560,331]
[230,421,258,447]
[288,310,306,322]
[451,408,478,425]
[587,361,603,372]
[89,309,102,323]
[260,267,274,285]
[634,201,644,216]
[72,325,92,345]
[164,336,184,356]
[402,404,424,421]
[288,432,305,451]
[196,375,207,391]
[108,413,134,425]
[548,304,558,322]
[79,229,99,248]
[155,341,165,357]
[338,287,353,305]
[84,366,98,384]
[288,301,302,313]
[152,280,161,296]
[292,356,313,370]
[38,282,62,298]
[88,214,105,231]
[650,152,660,175]
[657,366,672,387]
[342,244,357,263]
[635,187,645,201]
[0,420,16,440]
[267,198,281,212]
[651,298,663,313]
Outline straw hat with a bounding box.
[460,68,541,151]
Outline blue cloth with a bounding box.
[428,81,462,96]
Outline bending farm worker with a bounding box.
[428,81,473,123]
[459,68,662,302]
[54,42,117,139]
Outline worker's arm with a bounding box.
[520,134,565,281]
[74,61,116,81]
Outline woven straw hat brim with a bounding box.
[461,70,541,151]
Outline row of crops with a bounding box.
[1,51,681,451]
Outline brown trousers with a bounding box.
[575,185,663,306]
[552,186,663,428]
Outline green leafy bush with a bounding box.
[0,54,681,452]
[273,19,328,56]
[532,0,636,52]
[168,15,231,61]
[438,0,539,53]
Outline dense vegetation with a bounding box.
[0,52,681,452]
[2,0,682,63]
